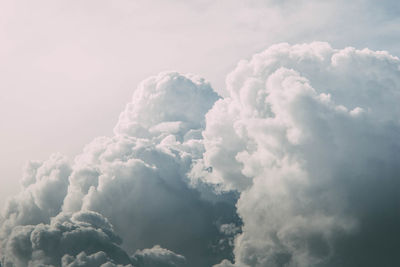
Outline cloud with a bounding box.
[1,154,72,236]
[2,210,132,267]
[131,245,186,267]
[2,44,400,267]
[62,72,239,266]
[62,251,131,267]
[1,72,240,267]
[114,71,220,138]
[195,42,400,266]
[2,209,188,267]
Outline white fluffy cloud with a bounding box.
[2,44,400,267]
[1,72,239,267]
[1,154,72,238]
[131,245,186,267]
[196,42,400,266]
[114,72,220,138]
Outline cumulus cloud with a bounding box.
[195,42,400,266]
[62,251,130,267]
[1,154,72,238]
[114,71,220,138]
[131,245,186,267]
[62,72,239,266]
[2,44,400,267]
[1,72,239,267]
[2,210,132,267]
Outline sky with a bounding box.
[1,1,400,266]
[1,0,400,204]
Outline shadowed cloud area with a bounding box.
[2,43,400,266]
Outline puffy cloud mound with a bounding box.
[62,251,131,267]
[1,154,72,240]
[2,45,400,267]
[194,42,400,266]
[131,245,186,267]
[61,72,238,266]
[114,71,220,139]
[1,72,239,267]
[2,210,132,267]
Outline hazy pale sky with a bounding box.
[1,0,400,207]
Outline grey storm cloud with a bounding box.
[2,210,132,266]
[2,43,400,267]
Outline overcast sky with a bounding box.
[1,0,400,222]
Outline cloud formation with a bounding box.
[2,44,400,267]
[1,72,239,267]
[196,42,400,266]
[2,210,132,266]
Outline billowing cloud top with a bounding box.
[114,71,220,138]
[2,44,400,267]
[1,72,237,267]
[198,42,400,267]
